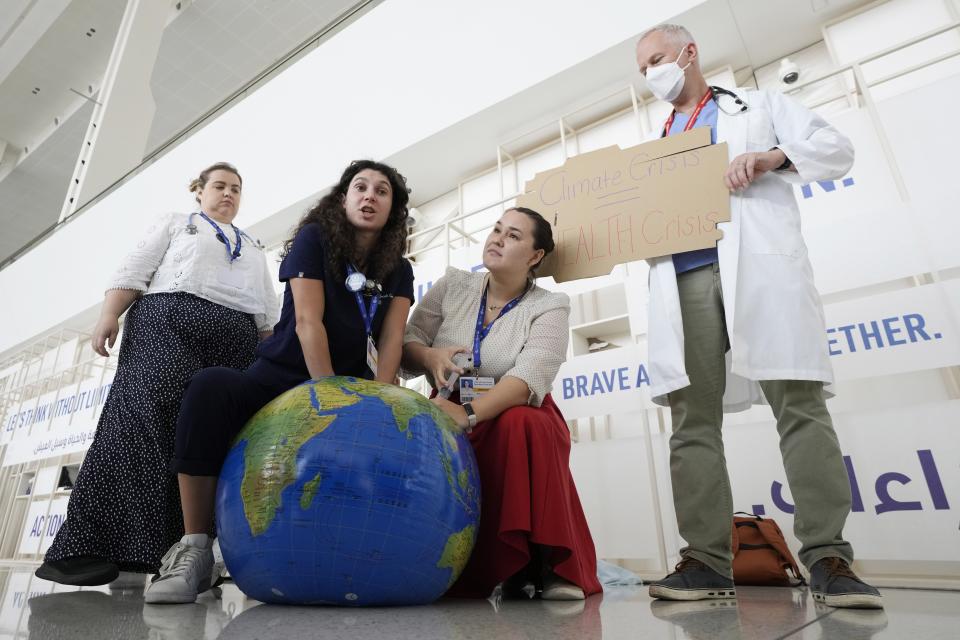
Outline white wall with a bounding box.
[401,0,960,582]
[0,0,705,358]
[2,0,960,586]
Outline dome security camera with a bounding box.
[779,58,800,85]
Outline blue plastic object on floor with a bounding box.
[598,559,644,588]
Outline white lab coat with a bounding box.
[646,87,854,411]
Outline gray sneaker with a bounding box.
[144,540,213,604]
[648,557,736,601]
[810,557,883,609]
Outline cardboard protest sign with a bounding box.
[516,128,730,282]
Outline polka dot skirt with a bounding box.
[44,292,259,572]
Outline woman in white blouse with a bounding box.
[402,207,601,602]
[36,162,278,587]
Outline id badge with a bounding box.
[459,376,494,403]
[366,335,379,377]
[217,265,245,289]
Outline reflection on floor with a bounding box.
[1,566,957,639]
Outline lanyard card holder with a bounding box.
[366,336,379,378]
[346,264,381,378]
[459,375,494,403]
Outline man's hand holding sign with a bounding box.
[725,148,792,191]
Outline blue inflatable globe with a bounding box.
[215,377,480,606]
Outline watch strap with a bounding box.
[770,147,793,171]
[463,402,478,429]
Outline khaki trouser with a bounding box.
[667,262,853,577]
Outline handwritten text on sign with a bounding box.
[516,129,730,282]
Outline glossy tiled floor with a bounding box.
[2,567,957,639]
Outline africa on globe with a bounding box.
[215,377,481,606]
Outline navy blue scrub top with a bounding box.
[669,97,720,274]
[254,223,415,382]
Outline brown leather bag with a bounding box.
[732,512,804,586]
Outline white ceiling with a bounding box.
[145,0,366,152]
[0,0,368,264]
[0,101,93,248]
[728,0,867,66]
[393,0,874,209]
[0,0,122,149]
[0,0,877,264]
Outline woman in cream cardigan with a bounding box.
[403,206,601,601]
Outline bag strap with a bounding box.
[733,512,806,586]
[754,519,806,586]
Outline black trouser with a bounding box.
[171,360,304,476]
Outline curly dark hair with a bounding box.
[283,160,410,282]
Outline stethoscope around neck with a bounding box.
[710,85,749,115]
[185,211,262,252]
[345,266,393,300]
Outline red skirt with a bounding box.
[447,394,601,598]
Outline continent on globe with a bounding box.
[215,377,482,606]
[437,525,477,588]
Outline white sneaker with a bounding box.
[144,539,213,604]
[541,574,585,601]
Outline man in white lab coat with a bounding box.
[635,24,882,609]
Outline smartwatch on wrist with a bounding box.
[462,402,478,430]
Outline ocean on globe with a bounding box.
[215,377,481,606]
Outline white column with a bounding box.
[59,0,170,221]
[0,140,21,182]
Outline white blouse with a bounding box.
[107,212,280,331]
[404,267,570,406]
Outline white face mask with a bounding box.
[645,45,692,103]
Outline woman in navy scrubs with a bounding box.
[145,160,415,604]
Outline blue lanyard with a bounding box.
[346,265,380,336]
[196,211,242,262]
[473,283,526,369]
